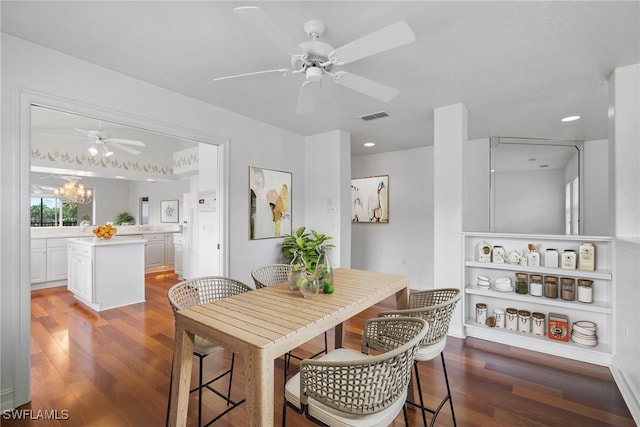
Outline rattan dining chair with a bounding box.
[378,288,462,427]
[282,316,429,427]
[166,276,252,427]
[251,264,328,375]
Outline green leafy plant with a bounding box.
[115,211,135,225]
[281,226,334,273]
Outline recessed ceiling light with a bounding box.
[364,142,375,147]
[146,178,155,182]
[115,176,125,179]
[561,115,581,122]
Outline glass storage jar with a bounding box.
[515,272,529,294]
[506,308,518,331]
[476,303,487,324]
[561,277,576,301]
[529,274,543,297]
[578,279,594,303]
[544,275,559,299]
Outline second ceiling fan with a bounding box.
[214,6,416,115]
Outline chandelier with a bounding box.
[54,178,93,205]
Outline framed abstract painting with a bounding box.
[249,166,292,239]
[160,199,179,223]
[351,175,389,223]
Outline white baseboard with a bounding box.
[1,387,15,412]
[610,355,640,425]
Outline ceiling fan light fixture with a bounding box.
[103,145,114,157]
[88,145,99,156]
[306,66,323,83]
[562,115,581,122]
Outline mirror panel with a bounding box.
[490,137,583,235]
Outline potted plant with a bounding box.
[115,211,135,226]
[281,226,334,273]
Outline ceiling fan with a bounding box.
[213,6,416,114]
[41,121,146,156]
[73,122,146,156]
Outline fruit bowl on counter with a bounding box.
[93,224,117,239]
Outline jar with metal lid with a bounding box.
[515,272,529,294]
[578,279,594,303]
[561,277,576,301]
[529,274,543,297]
[506,308,518,331]
[518,310,531,333]
[544,275,559,298]
[532,312,546,336]
[476,303,487,324]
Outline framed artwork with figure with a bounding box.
[160,200,179,223]
[351,175,389,223]
[249,166,292,239]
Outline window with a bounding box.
[30,196,83,227]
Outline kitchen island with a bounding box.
[67,236,146,311]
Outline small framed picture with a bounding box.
[160,200,179,223]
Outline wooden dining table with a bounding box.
[167,267,410,427]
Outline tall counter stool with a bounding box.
[166,276,252,426]
[283,317,429,426]
[378,288,461,427]
[251,264,328,375]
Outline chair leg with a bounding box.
[226,353,235,405]
[198,355,204,427]
[438,352,457,427]
[166,360,173,427]
[413,362,428,427]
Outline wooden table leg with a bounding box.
[168,319,195,427]
[245,347,274,427]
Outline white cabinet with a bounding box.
[463,232,613,366]
[144,233,165,268]
[143,233,176,273]
[31,239,47,284]
[164,233,175,264]
[46,238,69,281]
[67,237,145,311]
[68,243,93,302]
[173,233,185,278]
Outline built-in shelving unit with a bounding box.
[463,232,614,366]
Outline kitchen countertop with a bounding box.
[32,224,180,239]
[68,236,147,246]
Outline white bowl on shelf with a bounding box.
[494,277,512,291]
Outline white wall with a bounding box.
[493,168,565,234]
[130,180,190,225]
[351,146,434,289]
[582,139,609,236]
[1,34,305,410]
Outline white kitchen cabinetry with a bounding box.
[46,238,69,282]
[463,232,613,366]
[67,237,145,311]
[164,233,175,264]
[173,234,184,278]
[144,233,165,268]
[31,239,47,284]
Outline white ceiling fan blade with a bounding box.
[74,128,90,135]
[233,6,300,55]
[296,81,321,115]
[330,21,415,65]
[109,142,141,155]
[333,71,399,102]
[213,68,291,82]
[107,137,146,147]
[40,133,85,139]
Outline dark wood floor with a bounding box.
[5,272,634,426]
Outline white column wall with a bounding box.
[434,103,467,337]
[608,63,640,424]
[305,130,351,269]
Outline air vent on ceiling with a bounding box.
[359,111,389,121]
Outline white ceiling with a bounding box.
[3,1,639,156]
